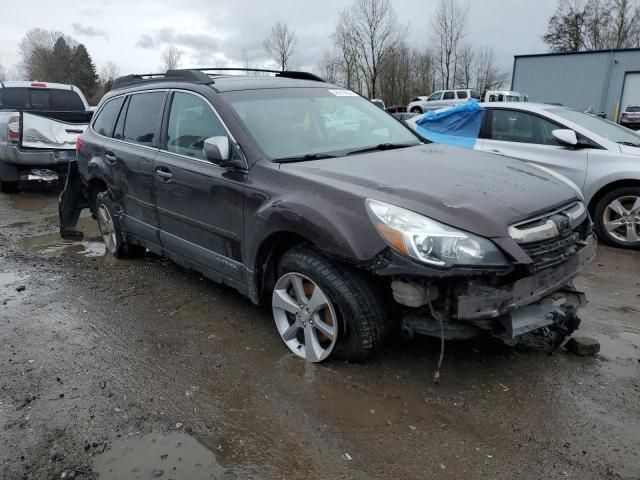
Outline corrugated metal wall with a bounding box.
[512,49,640,120]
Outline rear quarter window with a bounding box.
[92,97,126,138]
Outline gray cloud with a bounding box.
[71,23,108,39]
[136,34,155,49]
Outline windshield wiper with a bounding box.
[617,141,640,147]
[273,153,338,163]
[345,143,416,156]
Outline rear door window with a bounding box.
[122,92,166,146]
[456,91,468,99]
[92,97,126,138]
[166,92,227,160]
[443,91,455,100]
[0,87,85,111]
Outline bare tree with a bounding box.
[99,61,120,88]
[317,51,342,84]
[332,20,362,91]
[432,0,469,89]
[161,45,183,71]
[18,28,77,80]
[455,44,474,88]
[474,47,508,95]
[0,63,6,82]
[336,0,402,98]
[263,22,297,71]
[544,0,640,52]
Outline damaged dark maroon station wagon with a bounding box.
[59,69,596,363]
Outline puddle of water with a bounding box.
[591,331,640,378]
[6,193,55,212]
[19,216,106,258]
[93,432,232,480]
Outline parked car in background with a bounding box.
[407,89,480,114]
[370,98,385,109]
[484,90,528,102]
[61,69,594,363]
[620,105,640,130]
[408,102,640,249]
[0,81,92,192]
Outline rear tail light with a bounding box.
[7,115,20,143]
[76,135,84,153]
[30,82,47,87]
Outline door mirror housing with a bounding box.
[204,136,231,164]
[552,129,579,147]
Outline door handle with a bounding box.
[105,152,117,165]
[155,168,173,180]
[65,128,84,134]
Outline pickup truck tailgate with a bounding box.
[21,112,87,150]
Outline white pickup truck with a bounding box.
[0,81,92,192]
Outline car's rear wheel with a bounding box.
[95,192,145,258]
[410,106,423,114]
[593,187,640,248]
[272,246,387,362]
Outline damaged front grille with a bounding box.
[510,202,592,272]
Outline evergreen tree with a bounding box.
[71,44,97,98]
[50,37,73,83]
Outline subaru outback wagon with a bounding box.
[60,69,596,363]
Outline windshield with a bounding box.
[626,106,640,112]
[548,108,640,145]
[225,88,420,160]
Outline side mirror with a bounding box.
[204,136,231,164]
[552,129,578,147]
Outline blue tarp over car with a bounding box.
[415,101,485,149]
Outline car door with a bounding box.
[441,90,456,107]
[107,90,167,242]
[479,108,589,189]
[153,90,247,284]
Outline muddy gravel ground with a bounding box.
[0,183,639,480]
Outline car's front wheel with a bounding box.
[410,106,423,114]
[95,192,145,258]
[593,187,640,248]
[272,246,387,362]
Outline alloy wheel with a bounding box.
[97,204,118,254]
[602,195,640,243]
[272,272,338,362]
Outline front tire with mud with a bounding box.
[273,246,388,363]
[95,192,145,258]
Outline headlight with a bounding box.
[366,199,509,268]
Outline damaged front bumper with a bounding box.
[386,234,597,343]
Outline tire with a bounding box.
[0,180,19,193]
[593,187,640,249]
[410,107,423,114]
[95,192,145,258]
[273,246,388,362]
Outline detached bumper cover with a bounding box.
[457,234,596,320]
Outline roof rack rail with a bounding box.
[110,68,325,91]
[111,70,214,90]
[185,68,325,83]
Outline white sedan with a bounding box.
[407,103,640,248]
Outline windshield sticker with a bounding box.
[328,89,358,97]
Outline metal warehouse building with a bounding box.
[511,48,640,122]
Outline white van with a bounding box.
[484,90,528,103]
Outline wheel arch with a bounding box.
[587,179,640,215]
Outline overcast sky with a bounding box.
[0,0,559,79]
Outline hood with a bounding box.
[281,145,580,238]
